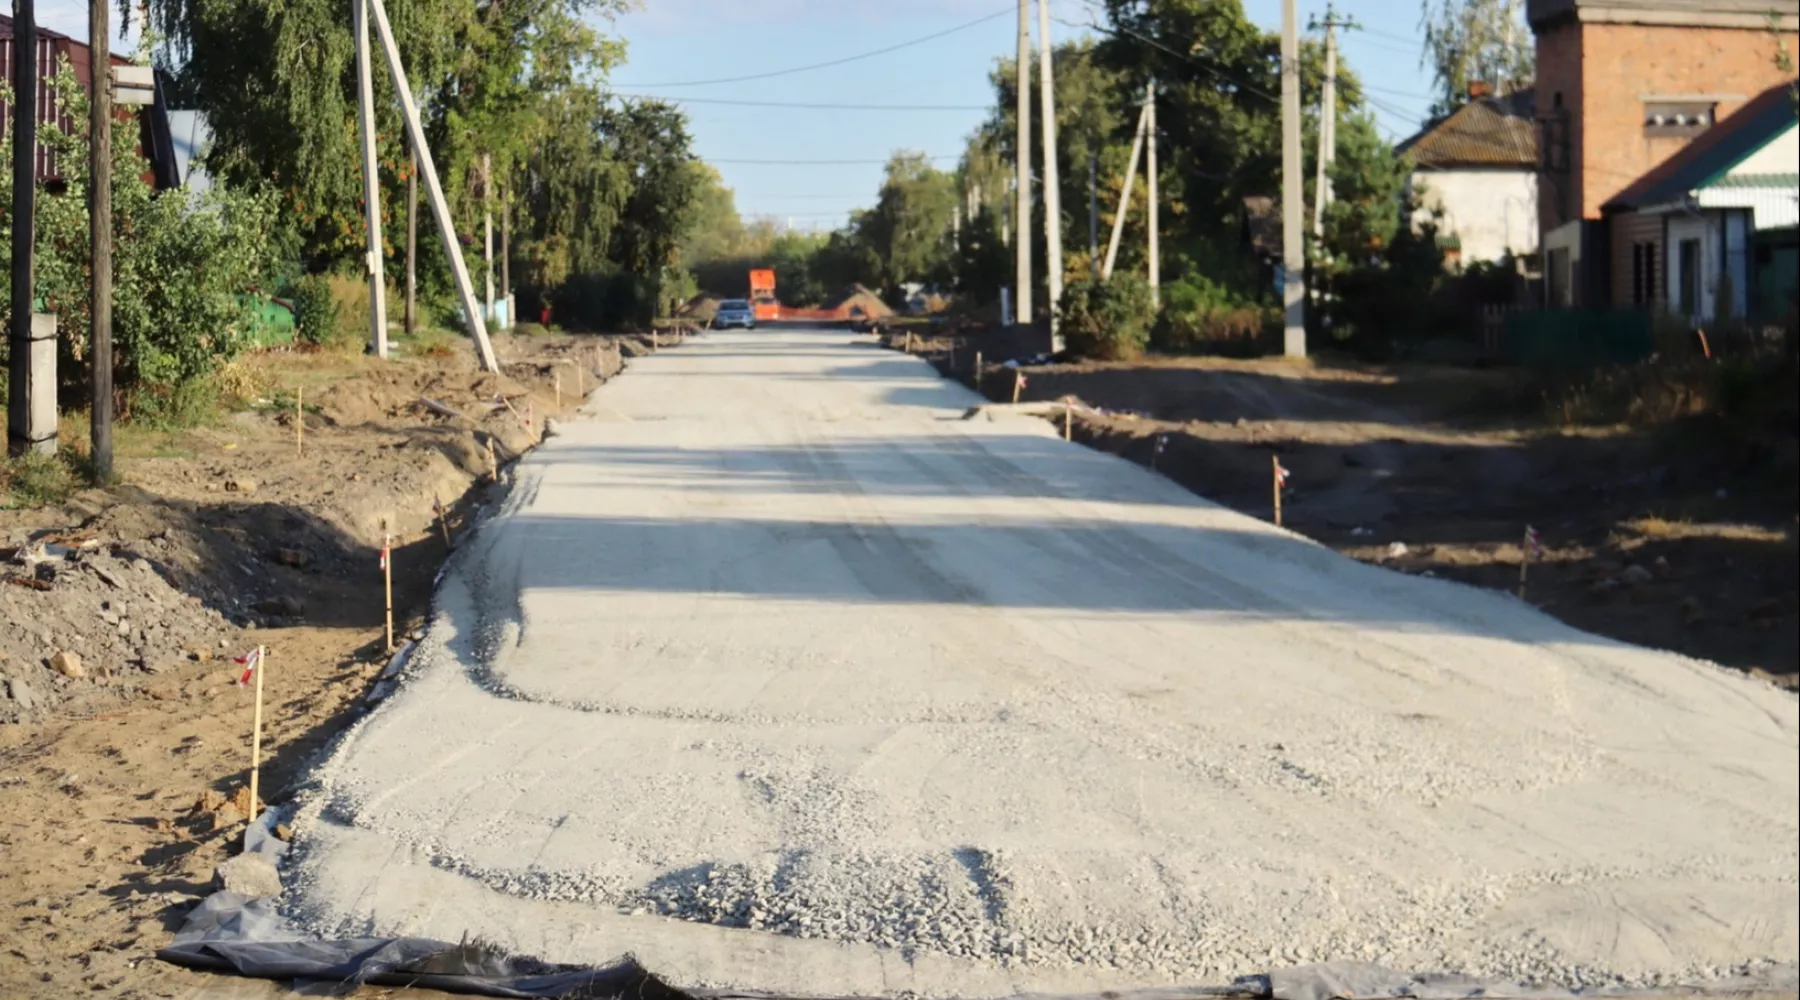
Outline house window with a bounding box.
[1678,238,1701,316]
[1645,102,1715,138]
[1644,243,1657,304]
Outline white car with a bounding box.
[714,299,756,329]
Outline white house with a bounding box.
[1397,87,1539,267]
[1603,82,1799,322]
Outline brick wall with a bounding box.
[1536,18,1800,232]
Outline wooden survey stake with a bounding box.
[434,494,453,548]
[1063,402,1073,441]
[487,437,499,481]
[295,388,304,456]
[554,370,562,409]
[247,645,266,817]
[1272,455,1285,527]
[1519,525,1541,599]
[1012,370,1026,405]
[381,532,394,652]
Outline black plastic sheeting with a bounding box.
[157,891,686,997]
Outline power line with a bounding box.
[616,93,988,111]
[615,6,1013,88]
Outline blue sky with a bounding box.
[607,0,1443,230]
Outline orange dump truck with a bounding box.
[749,269,780,321]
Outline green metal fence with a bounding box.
[241,296,296,348]
[1501,308,1654,368]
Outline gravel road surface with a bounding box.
[288,326,1798,997]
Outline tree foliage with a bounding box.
[1418,0,1533,115]
[1,67,280,415]
[141,0,700,330]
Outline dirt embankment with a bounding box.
[885,329,1799,686]
[0,328,683,999]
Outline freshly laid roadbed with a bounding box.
[286,327,1799,998]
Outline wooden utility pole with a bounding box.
[1280,0,1307,358]
[8,0,40,458]
[366,0,498,371]
[1145,79,1159,310]
[405,147,418,334]
[1101,100,1149,282]
[1014,0,1033,326]
[500,186,511,307]
[89,0,114,480]
[1036,0,1063,349]
[353,0,389,358]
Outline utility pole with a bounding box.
[500,186,511,315]
[9,0,40,457]
[354,0,388,358]
[482,153,494,324]
[1014,0,1033,327]
[1101,100,1149,282]
[89,0,113,480]
[1280,0,1307,358]
[367,0,497,371]
[405,147,418,334]
[1145,79,1159,310]
[1309,5,1357,240]
[1088,151,1099,275]
[1036,0,1063,347]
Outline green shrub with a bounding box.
[1,450,80,509]
[1061,275,1155,360]
[291,275,340,345]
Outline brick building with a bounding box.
[0,16,175,190]
[1527,0,1799,306]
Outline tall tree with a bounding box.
[856,152,958,291]
[1418,0,1533,115]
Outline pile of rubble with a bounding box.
[0,535,236,723]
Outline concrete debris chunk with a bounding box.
[49,651,86,679]
[214,853,283,898]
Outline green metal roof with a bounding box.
[1708,172,1800,189]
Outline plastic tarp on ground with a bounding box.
[155,890,1800,1000]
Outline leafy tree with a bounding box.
[1418,0,1533,115]
[1,67,279,415]
[856,152,958,291]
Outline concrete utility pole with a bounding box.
[367,0,498,371]
[405,147,418,334]
[1088,151,1099,275]
[1280,0,1306,358]
[9,0,51,458]
[1014,0,1033,327]
[89,0,113,479]
[1036,0,1063,347]
[1101,100,1149,282]
[1310,5,1356,240]
[1145,79,1159,310]
[354,0,389,358]
[483,153,495,323]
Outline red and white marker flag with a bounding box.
[1016,373,1028,388]
[234,647,263,686]
[1154,434,1168,455]
[379,534,392,572]
[1275,460,1292,488]
[1525,525,1543,559]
